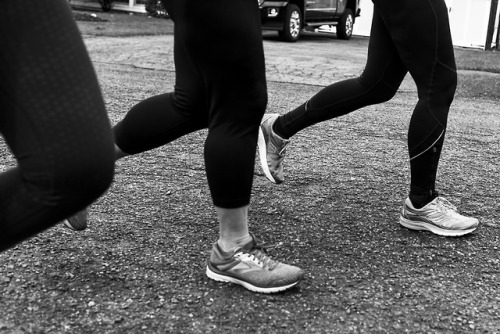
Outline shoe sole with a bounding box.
[257,127,279,184]
[206,266,300,293]
[399,216,478,237]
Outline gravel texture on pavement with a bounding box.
[1,14,499,333]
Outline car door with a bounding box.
[305,0,337,21]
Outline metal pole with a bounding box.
[497,4,500,50]
[485,0,499,49]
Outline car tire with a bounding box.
[278,4,302,42]
[337,8,354,40]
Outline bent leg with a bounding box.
[162,0,304,291]
[113,0,266,248]
[168,0,268,209]
[275,9,407,138]
[0,0,114,251]
[113,26,209,155]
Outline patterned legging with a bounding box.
[0,0,115,251]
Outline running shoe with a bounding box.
[206,235,304,293]
[257,113,289,184]
[63,209,88,231]
[399,197,479,237]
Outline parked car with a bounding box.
[259,0,361,42]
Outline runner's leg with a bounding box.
[274,9,407,139]
[0,0,114,251]
[374,0,457,207]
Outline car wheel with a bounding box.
[337,8,353,40]
[278,4,302,42]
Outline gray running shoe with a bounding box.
[206,235,304,293]
[257,113,289,184]
[63,209,88,231]
[399,197,479,237]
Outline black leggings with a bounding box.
[0,0,115,251]
[114,0,267,208]
[278,0,456,202]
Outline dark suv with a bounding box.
[259,0,361,42]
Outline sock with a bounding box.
[409,134,445,209]
[409,188,437,209]
[272,115,289,139]
[217,234,253,253]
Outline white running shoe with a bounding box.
[399,197,479,237]
[206,235,304,293]
[257,113,289,184]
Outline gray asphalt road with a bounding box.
[82,34,500,332]
[1,31,498,333]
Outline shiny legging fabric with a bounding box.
[114,0,267,208]
[0,0,115,251]
[278,0,456,197]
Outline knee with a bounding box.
[368,82,399,104]
[435,63,457,105]
[22,163,112,208]
[171,91,205,115]
[251,80,268,104]
[79,156,115,199]
[377,85,399,103]
[211,84,267,131]
[252,85,268,112]
[71,148,115,202]
[241,83,268,125]
[37,146,115,206]
[358,76,399,105]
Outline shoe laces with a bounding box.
[270,132,289,155]
[278,141,289,155]
[236,245,279,270]
[266,116,289,155]
[435,197,458,214]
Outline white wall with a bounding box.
[352,0,372,37]
[447,0,492,48]
[352,0,496,49]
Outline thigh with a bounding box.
[164,0,267,128]
[0,0,113,171]
[169,22,207,115]
[361,8,407,90]
[113,29,210,154]
[373,0,456,89]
